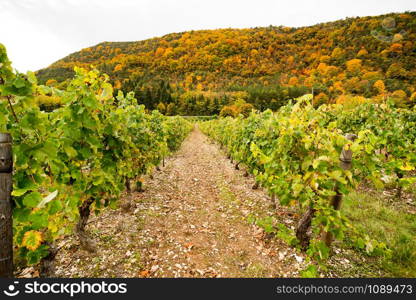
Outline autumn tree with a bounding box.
[345,59,362,74]
[391,90,408,107]
[314,92,329,106]
[157,102,166,114]
[288,76,298,86]
[331,47,344,60]
[166,103,176,116]
[357,48,368,57]
[33,12,416,113]
[386,63,407,79]
[219,105,238,117]
[410,92,416,106]
[373,80,385,95]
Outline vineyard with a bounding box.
[0,44,192,274]
[200,95,416,276]
[1,42,416,278]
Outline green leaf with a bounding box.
[300,265,319,278]
[26,71,37,85]
[12,188,29,197]
[22,192,42,208]
[64,146,77,158]
[48,200,63,214]
[28,212,49,228]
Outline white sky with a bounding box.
[0,0,415,72]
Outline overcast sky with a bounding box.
[0,0,415,72]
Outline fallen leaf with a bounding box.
[184,242,194,250]
[139,270,150,278]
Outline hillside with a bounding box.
[37,12,416,114]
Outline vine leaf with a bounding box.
[22,230,43,251]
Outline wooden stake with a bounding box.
[321,133,357,247]
[0,133,13,277]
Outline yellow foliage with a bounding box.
[155,47,165,57]
[113,64,123,72]
[345,59,362,73]
[22,230,43,251]
[373,80,385,95]
[391,90,408,107]
[35,13,416,109]
[391,90,407,100]
[35,95,62,109]
[331,47,344,59]
[335,94,367,106]
[319,55,331,63]
[314,92,329,105]
[166,103,176,116]
[386,63,407,78]
[325,65,339,77]
[45,79,57,86]
[219,105,238,117]
[363,71,381,81]
[316,63,328,74]
[156,102,166,114]
[220,99,254,117]
[304,76,314,87]
[114,80,122,89]
[410,92,416,105]
[390,43,403,53]
[392,34,403,43]
[288,76,298,85]
[163,47,173,57]
[372,94,386,103]
[357,48,368,57]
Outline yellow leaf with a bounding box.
[399,163,414,171]
[22,230,43,251]
[48,221,59,234]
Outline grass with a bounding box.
[342,190,416,277]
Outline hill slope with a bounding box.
[37,12,416,114]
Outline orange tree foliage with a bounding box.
[35,12,416,114]
[391,89,409,107]
[345,59,362,74]
[219,100,254,117]
[373,80,386,95]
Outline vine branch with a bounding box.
[6,95,19,123]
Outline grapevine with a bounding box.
[200,94,415,263]
[0,44,192,265]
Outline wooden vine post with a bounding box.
[296,133,357,250]
[0,133,13,277]
[321,133,357,247]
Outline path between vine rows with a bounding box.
[53,126,307,278]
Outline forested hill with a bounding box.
[36,12,416,115]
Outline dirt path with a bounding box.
[53,127,305,278]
